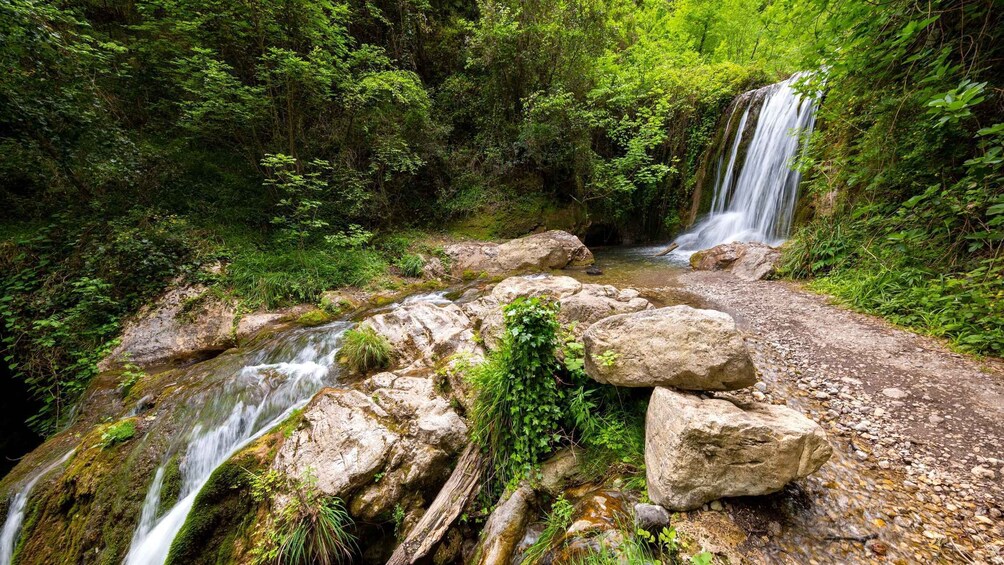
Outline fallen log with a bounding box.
[386,444,484,565]
[653,242,679,257]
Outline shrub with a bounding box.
[249,470,358,565]
[468,297,564,497]
[338,325,392,373]
[396,253,426,278]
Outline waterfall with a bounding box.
[0,449,76,565]
[674,73,818,253]
[123,321,351,565]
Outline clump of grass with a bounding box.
[225,245,385,309]
[521,495,574,564]
[99,419,136,448]
[396,253,426,278]
[249,469,358,565]
[277,497,356,565]
[339,325,392,373]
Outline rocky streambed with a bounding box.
[3,233,998,564]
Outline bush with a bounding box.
[338,325,392,373]
[1,210,201,434]
[395,253,426,278]
[469,297,564,496]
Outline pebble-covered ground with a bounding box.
[675,270,1004,564]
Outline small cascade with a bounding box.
[123,321,352,565]
[675,73,818,253]
[0,449,76,565]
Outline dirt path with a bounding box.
[674,270,1004,563]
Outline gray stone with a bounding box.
[634,503,671,531]
[583,306,756,390]
[444,230,593,278]
[645,388,832,510]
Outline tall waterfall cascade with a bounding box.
[674,73,818,253]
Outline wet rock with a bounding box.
[473,485,535,565]
[364,302,483,370]
[444,230,593,278]
[583,306,756,390]
[586,265,603,276]
[689,242,781,281]
[634,503,671,532]
[646,388,832,510]
[273,372,467,520]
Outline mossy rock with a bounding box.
[295,308,333,327]
[166,420,292,565]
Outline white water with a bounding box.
[123,322,351,565]
[674,73,818,254]
[0,449,76,564]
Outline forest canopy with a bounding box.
[1,0,1001,434]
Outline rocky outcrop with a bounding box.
[101,285,308,369]
[364,301,483,370]
[582,306,755,390]
[463,275,652,350]
[645,388,832,510]
[689,242,781,281]
[274,371,468,521]
[444,231,593,278]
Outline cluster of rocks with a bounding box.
[581,305,832,510]
[689,241,781,281]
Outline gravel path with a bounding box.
[674,270,1004,563]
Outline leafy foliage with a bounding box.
[469,297,564,496]
[781,0,1003,356]
[98,419,137,449]
[0,210,200,434]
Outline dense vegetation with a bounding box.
[1,0,1001,439]
[781,0,1003,356]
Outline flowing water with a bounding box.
[673,73,818,254]
[122,321,352,565]
[0,449,75,565]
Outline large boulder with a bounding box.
[582,306,755,390]
[101,285,296,369]
[689,242,781,281]
[273,371,467,520]
[462,276,651,350]
[444,231,593,278]
[645,388,832,510]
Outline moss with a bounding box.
[295,308,332,327]
[167,429,287,565]
[166,452,264,565]
[160,456,184,514]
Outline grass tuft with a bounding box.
[338,325,392,373]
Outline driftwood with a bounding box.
[653,242,679,257]
[386,444,484,565]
